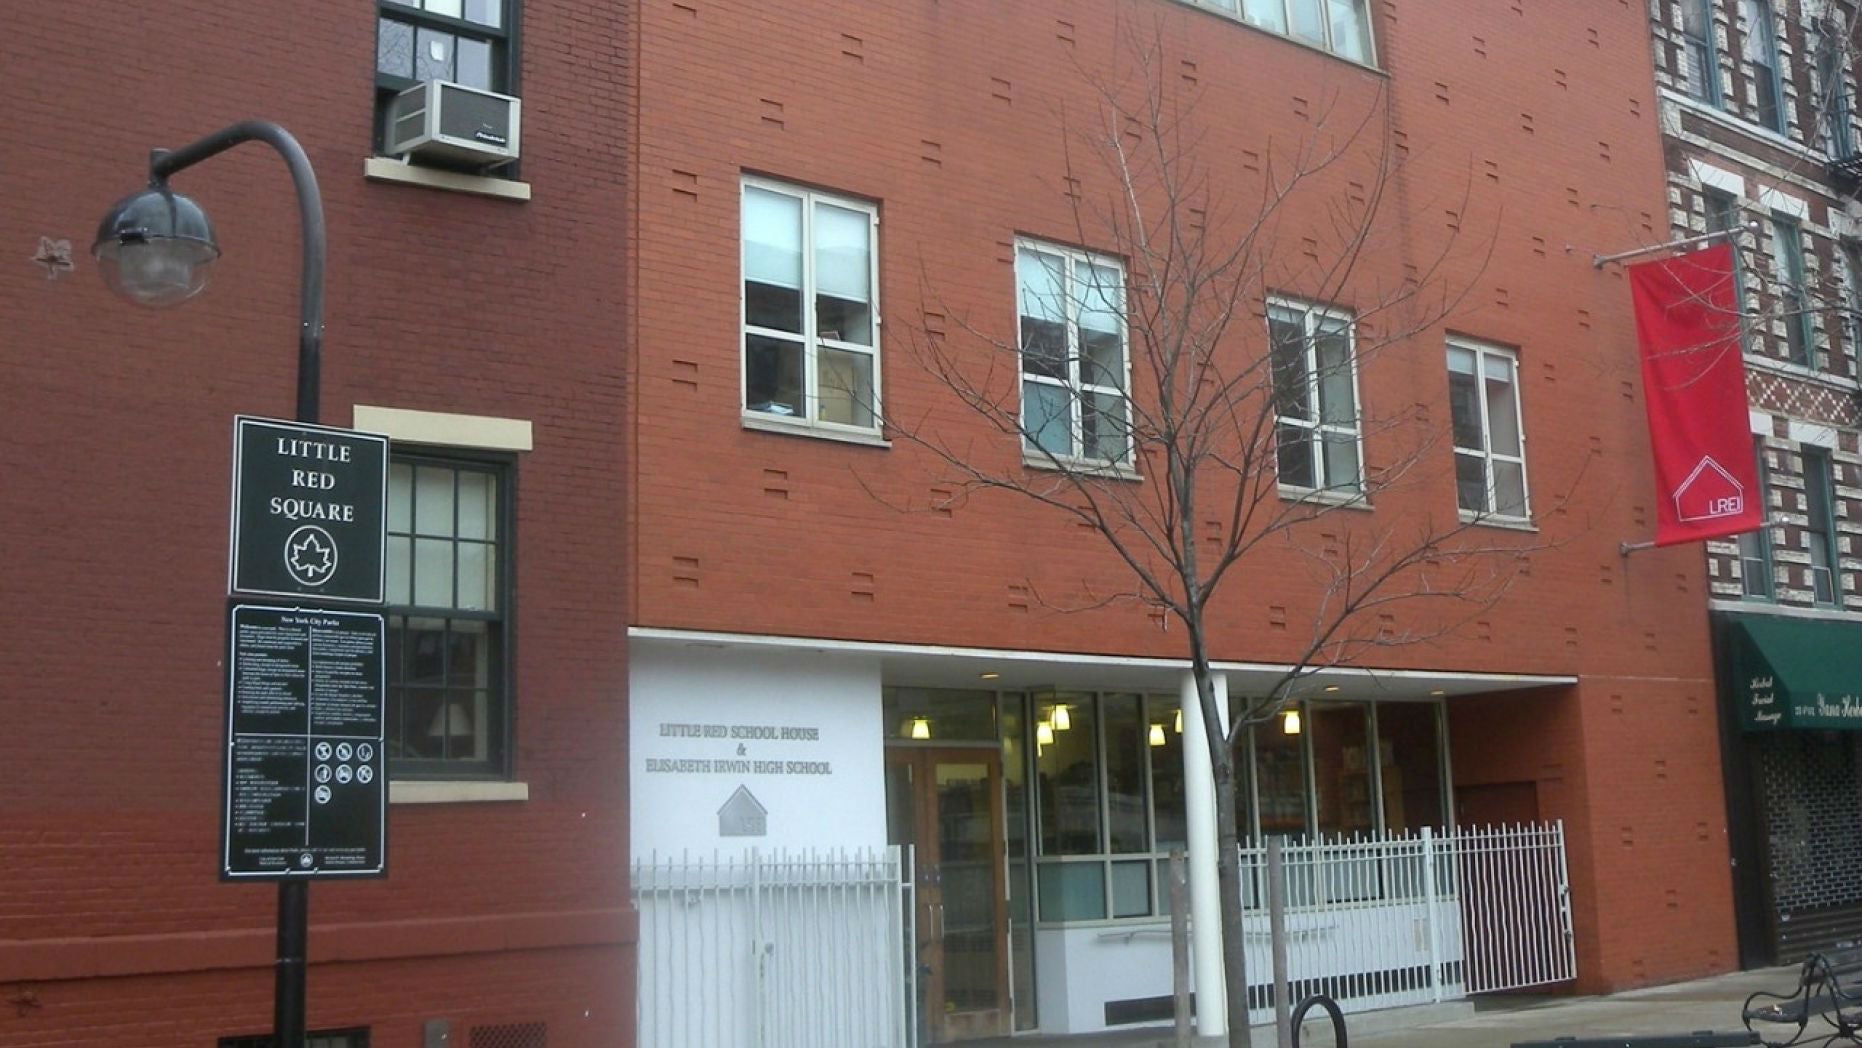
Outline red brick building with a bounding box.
[2,2,634,1045]
[625,0,1741,1040]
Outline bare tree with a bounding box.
[860,22,1550,1046]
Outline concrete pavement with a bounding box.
[975,964,1803,1047]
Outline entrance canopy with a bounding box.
[1722,612,1862,731]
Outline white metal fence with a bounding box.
[632,847,915,1048]
[1235,821,1575,1023]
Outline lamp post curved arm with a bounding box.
[149,120,326,424]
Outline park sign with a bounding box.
[230,416,387,604]
[223,603,386,878]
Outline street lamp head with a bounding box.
[92,184,220,307]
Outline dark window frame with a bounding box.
[1804,445,1842,606]
[1819,30,1855,157]
[1682,0,1724,106]
[1743,0,1786,132]
[1771,214,1813,367]
[385,449,517,781]
[1739,437,1775,600]
[373,0,522,155]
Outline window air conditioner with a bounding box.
[386,80,521,170]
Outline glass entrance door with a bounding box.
[886,747,1010,1043]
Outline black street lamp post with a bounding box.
[93,119,327,1048]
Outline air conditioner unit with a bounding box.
[386,80,521,170]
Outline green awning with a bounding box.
[1723,613,1862,731]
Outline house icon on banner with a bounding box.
[1674,456,1744,522]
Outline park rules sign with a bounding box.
[231,416,388,603]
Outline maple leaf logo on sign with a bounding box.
[1673,456,1744,522]
[284,524,339,586]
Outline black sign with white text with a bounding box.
[230,416,387,604]
[222,603,386,879]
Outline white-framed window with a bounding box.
[1191,0,1374,63]
[1445,338,1529,520]
[1015,240,1132,465]
[1268,298,1363,494]
[740,177,881,432]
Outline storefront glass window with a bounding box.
[1376,702,1447,831]
[884,687,996,741]
[1311,703,1375,835]
[1255,707,1310,838]
[1148,697,1187,852]
[1104,693,1149,853]
[1036,693,1101,855]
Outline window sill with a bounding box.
[1458,511,1537,532]
[741,413,891,448]
[1022,452,1142,482]
[364,157,532,201]
[1743,354,1860,392]
[1278,485,1373,510]
[389,780,530,805]
[1660,89,1821,164]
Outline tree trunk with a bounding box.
[1211,734,1252,1047]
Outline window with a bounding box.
[1743,0,1785,132]
[385,455,510,778]
[1842,240,1862,356]
[1029,692,1182,922]
[1016,241,1131,465]
[1820,34,1855,157]
[375,0,515,149]
[1445,339,1528,520]
[1771,215,1812,366]
[1682,0,1722,105]
[1705,189,1752,352]
[1804,446,1840,605]
[1196,0,1373,63]
[1738,439,1775,598]
[741,179,880,432]
[1269,300,1363,494]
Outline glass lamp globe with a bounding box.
[92,186,221,307]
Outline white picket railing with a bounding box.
[631,826,1571,1044]
[1235,821,1575,1023]
[632,847,915,1048]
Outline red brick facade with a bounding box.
[629,0,1735,992]
[2,2,635,1045]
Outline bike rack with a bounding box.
[1290,993,1348,1048]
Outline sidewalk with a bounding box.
[975,964,1797,1047]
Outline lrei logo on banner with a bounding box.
[1627,241,1763,547]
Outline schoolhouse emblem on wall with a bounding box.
[718,785,768,837]
[1673,456,1743,522]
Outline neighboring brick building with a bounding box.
[1645,0,1862,967]
[626,0,1738,1041]
[2,2,634,1046]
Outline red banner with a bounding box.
[1628,241,1762,547]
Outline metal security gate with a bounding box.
[1236,821,1574,1023]
[631,847,915,1048]
[1454,823,1577,994]
[1754,732,1862,961]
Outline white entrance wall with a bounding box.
[1034,924,1183,1034]
[630,643,886,856]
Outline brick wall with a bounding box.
[630,0,1735,991]
[0,1,635,1044]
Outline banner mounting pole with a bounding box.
[1594,228,1736,269]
